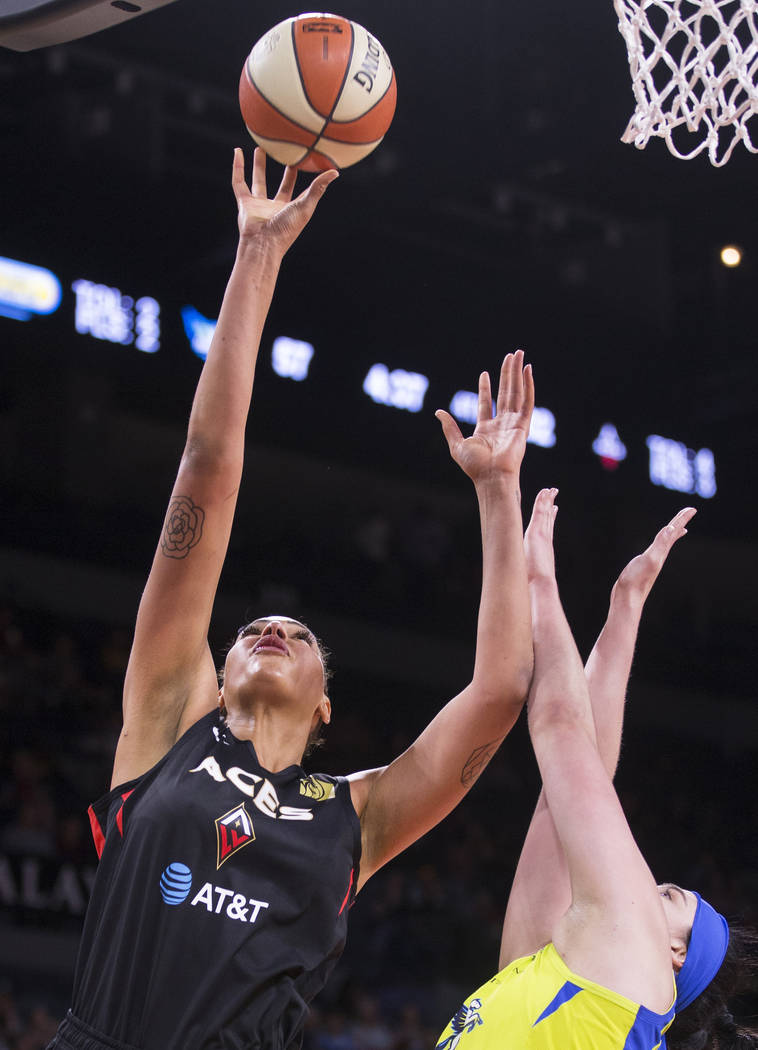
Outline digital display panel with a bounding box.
[1,250,721,509]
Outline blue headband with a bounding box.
[675,892,729,1011]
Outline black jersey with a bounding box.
[65,710,361,1050]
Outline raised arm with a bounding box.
[350,351,535,890]
[584,506,695,775]
[111,150,337,788]
[499,503,696,968]
[521,490,673,1011]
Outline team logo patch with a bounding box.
[299,775,335,801]
[436,998,483,1049]
[215,804,255,869]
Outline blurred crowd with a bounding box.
[0,991,59,1050]
[1,593,757,1050]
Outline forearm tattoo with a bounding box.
[460,739,500,787]
[161,495,205,559]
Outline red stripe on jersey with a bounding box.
[116,789,135,837]
[338,867,354,915]
[88,804,106,859]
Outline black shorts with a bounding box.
[48,1012,141,1050]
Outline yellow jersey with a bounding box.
[436,943,676,1050]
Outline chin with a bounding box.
[247,667,296,697]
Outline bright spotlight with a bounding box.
[720,245,742,268]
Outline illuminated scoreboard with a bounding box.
[72,280,160,354]
[0,251,717,502]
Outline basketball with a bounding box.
[239,13,397,172]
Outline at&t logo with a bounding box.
[158,861,269,925]
[190,884,269,924]
[159,862,193,905]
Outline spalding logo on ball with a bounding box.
[239,13,396,171]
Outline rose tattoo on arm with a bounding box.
[161,496,205,559]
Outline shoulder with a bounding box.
[298,771,342,799]
[345,765,385,818]
[300,771,361,821]
[112,708,221,789]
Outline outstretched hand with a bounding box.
[231,147,338,257]
[435,350,534,483]
[613,507,696,603]
[524,488,559,583]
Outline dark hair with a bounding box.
[217,617,333,761]
[668,922,758,1050]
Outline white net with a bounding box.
[614,0,758,165]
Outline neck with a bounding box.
[223,704,309,773]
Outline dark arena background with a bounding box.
[1,1,757,1046]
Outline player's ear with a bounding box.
[218,689,227,719]
[320,694,331,726]
[671,935,688,971]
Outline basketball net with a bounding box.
[614,0,758,165]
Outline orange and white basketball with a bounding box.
[239,13,396,171]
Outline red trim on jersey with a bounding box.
[338,866,354,915]
[88,804,106,858]
[116,789,134,837]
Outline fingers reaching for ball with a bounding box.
[275,163,298,203]
[251,146,269,198]
[231,147,338,256]
[250,147,307,204]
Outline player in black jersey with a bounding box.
[49,149,535,1050]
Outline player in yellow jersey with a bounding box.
[438,491,758,1050]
